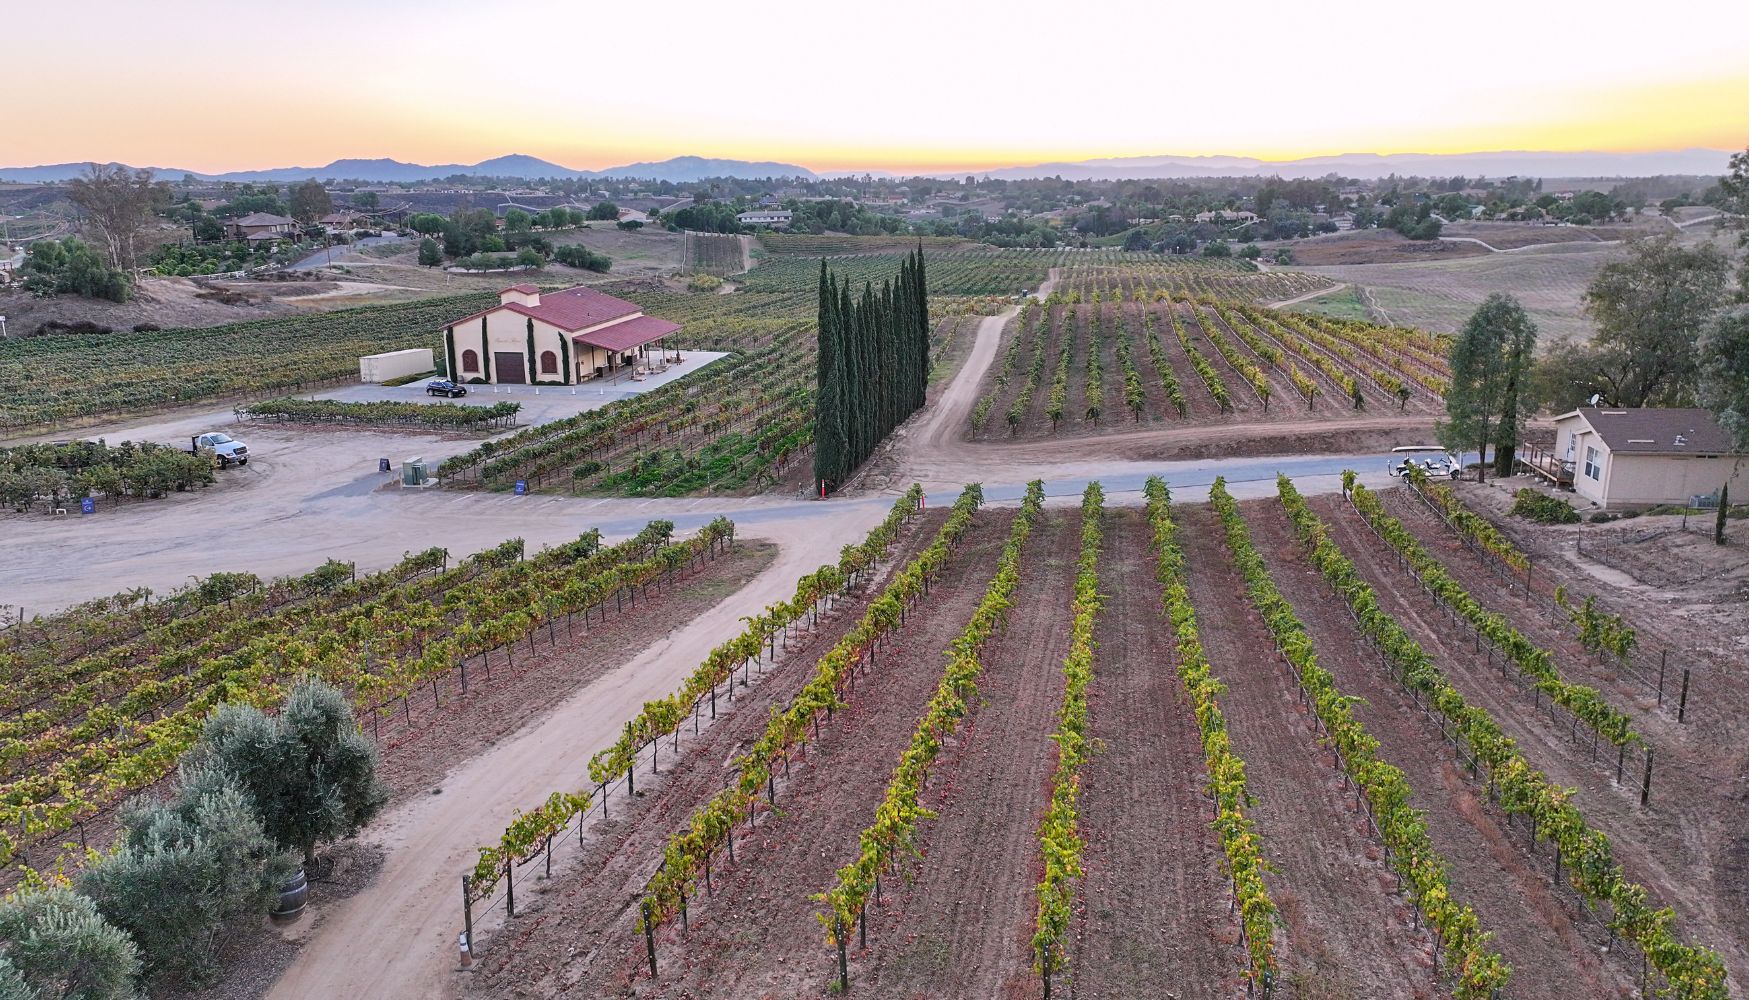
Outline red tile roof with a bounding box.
[574,314,679,352]
[450,285,643,333]
[504,283,540,295]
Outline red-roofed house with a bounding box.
[440,285,680,385]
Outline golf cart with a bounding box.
[1387,445,1461,479]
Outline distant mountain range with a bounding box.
[0,154,819,185]
[1,148,1734,186]
[957,148,1736,181]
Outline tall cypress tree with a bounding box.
[811,252,933,495]
[814,259,846,489]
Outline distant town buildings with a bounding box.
[225,212,298,241]
[735,209,793,228]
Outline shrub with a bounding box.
[0,885,139,1000]
[687,274,724,293]
[554,245,612,272]
[33,320,115,337]
[78,764,294,985]
[19,238,132,302]
[1509,488,1581,524]
[197,679,389,868]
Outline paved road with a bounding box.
[0,276,1425,1000]
[289,234,407,270]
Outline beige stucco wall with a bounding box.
[1599,452,1749,508]
[446,305,659,383]
[447,309,574,383]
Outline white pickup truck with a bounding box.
[191,431,250,467]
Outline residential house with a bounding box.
[1534,407,1749,509]
[735,209,793,229]
[225,212,298,241]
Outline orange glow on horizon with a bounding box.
[5,2,1746,179]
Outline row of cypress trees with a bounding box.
[813,249,931,492]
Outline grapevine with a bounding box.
[1212,477,1512,999]
[1275,476,1726,1000]
[815,480,1046,970]
[1143,477,1278,987]
[1031,481,1104,988]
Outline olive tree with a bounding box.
[77,765,293,985]
[198,679,388,869]
[0,957,31,1000]
[0,885,140,1000]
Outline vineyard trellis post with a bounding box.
[461,875,473,956]
[643,900,658,978]
[1640,748,1653,807]
[835,916,849,991]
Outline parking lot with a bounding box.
[299,350,729,424]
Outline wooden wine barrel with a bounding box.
[271,868,308,922]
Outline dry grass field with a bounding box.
[1267,229,1489,266]
[1294,243,1622,341]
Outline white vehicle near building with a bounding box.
[1386,445,1461,478]
[191,431,250,467]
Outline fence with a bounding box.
[1400,476,1699,721]
[1348,494,1658,801]
[456,555,870,961]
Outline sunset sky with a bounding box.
[9,0,1748,174]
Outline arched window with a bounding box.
[540,350,558,374]
[461,349,479,373]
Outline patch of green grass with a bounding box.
[1287,285,1371,322]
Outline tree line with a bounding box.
[1441,145,1749,487]
[812,249,931,492]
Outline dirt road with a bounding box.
[9,260,1409,1000]
[262,498,890,1000]
[1267,281,1348,308]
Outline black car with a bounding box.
[426,379,468,398]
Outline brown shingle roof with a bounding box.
[1569,407,1740,455]
[232,212,295,227]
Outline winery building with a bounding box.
[442,284,680,384]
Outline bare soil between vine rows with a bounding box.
[1306,488,1749,988]
[455,506,996,999]
[1066,509,1238,1000]
[1174,504,1435,997]
[1243,498,1636,997]
[373,540,779,804]
[452,496,1749,1000]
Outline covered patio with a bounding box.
[572,314,682,384]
